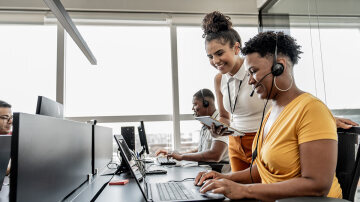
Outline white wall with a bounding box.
[0,0,258,14]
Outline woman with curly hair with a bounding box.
[201,11,270,172]
[194,31,343,200]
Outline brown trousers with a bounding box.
[228,132,257,172]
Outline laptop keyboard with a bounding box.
[156,182,194,201]
[157,157,176,165]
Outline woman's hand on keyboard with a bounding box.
[194,170,225,186]
[200,178,245,199]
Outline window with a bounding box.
[0,24,57,113]
[99,121,173,157]
[65,25,172,117]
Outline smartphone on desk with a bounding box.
[194,116,243,135]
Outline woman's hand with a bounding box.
[200,178,247,199]
[194,170,226,186]
[210,123,234,137]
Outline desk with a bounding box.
[0,177,9,202]
[96,164,207,202]
[95,163,259,202]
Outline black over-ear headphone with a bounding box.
[271,34,284,77]
[200,89,209,108]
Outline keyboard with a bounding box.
[157,157,176,165]
[156,182,194,201]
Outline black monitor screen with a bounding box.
[138,121,149,154]
[36,96,63,118]
[10,113,92,202]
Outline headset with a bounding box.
[271,35,284,77]
[200,89,209,108]
[249,33,283,182]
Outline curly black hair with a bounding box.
[201,11,241,48]
[241,31,302,65]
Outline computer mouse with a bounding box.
[203,191,225,199]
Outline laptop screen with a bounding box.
[114,135,148,199]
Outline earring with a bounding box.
[274,71,293,92]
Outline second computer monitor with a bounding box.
[36,96,63,118]
[137,121,149,155]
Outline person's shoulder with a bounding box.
[214,73,224,88]
[298,93,333,119]
[300,93,327,108]
[214,73,223,81]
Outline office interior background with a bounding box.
[0,0,359,158]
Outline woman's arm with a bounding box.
[214,73,230,124]
[200,139,338,201]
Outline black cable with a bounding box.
[249,76,274,183]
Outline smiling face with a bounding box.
[205,39,240,75]
[192,97,208,117]
[246,52,275,99]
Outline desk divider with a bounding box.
[10,113,92,202]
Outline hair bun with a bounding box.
[202,11,232,37]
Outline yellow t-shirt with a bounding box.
[253,93,342,198]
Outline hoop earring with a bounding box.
[274,72,293,92]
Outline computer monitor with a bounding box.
[137,121,149,157]
[36,96,63,118]
[10,113,92,202]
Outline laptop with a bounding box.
[114,135,225,202]
[0,135,11,190]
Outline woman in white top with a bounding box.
[201,11,266,171]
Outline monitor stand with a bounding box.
[114,158,129,175]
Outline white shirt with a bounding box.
[220,61,268,134]
[198,110,230,172]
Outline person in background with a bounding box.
[195,31,342,200]
[156,89,230,172]
[201,11,358,173]
[0,100,12,135]
[0,100,12,176]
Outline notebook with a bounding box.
[114,135,225,202]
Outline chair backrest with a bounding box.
[336,127,360,201]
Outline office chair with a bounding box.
[336,127,360,201]
[277,127,360,202]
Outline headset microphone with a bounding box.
[250,71,273,97]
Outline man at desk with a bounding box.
[156,89,230,173]
[0,100,12,135]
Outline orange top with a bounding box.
[253,93,342,198]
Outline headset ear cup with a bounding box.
[272,63,284,77]
[203,100,209,108]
